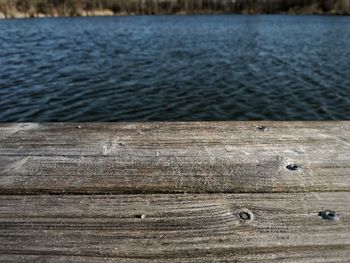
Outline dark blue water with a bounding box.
[1,15,350,121]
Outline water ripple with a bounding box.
[0,15,349,121]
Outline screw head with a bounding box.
[286,164,300,171]
[239,211,251,221]
[319,210,338,221]
[256,125,267,131]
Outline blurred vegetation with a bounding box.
[1,0,350,17]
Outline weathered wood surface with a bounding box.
[0,122,349,262]
[0,122,349,194]
[0,193,349,262]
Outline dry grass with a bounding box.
[0,0,349,18]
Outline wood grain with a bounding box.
[0,193,349,262]
[0,122,350,262]
[0,122,349,194]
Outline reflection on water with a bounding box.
[0,15,349,121]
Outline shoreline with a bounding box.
[1,11,350,20]
[1,0,349,20]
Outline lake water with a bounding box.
[0,15,349,121]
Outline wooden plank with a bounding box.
[0,192,349,262]
[1,122,350,156]
[0,122,349,194]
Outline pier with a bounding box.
[0,122,349,261]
